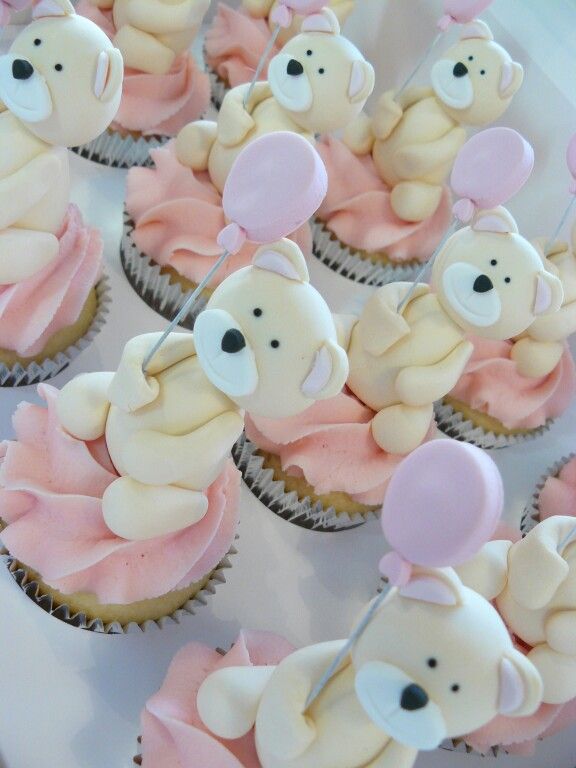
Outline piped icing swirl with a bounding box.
[539,456,576,522]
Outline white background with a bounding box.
[0,1,576,766]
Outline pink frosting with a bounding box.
[246,389,437,506]
[448,337,576,431]
[125,141,312,287]
[0,204,102,358]
[77,1,210,136]
[205,4,280,88]
[0,384,240,605]
[141,631,294,768]
[539,456,576,522]
[316,137,453,263]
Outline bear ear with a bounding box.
[253,239,309,283]
[301,7,341,35]
[533,270,564,316]
[33,0,75,17]
[472,207,518,235]
[460,20,494,41]
[348,60,376,105]
[498,653,543,718]
[94,49,124,103]
[499,61,524,99]
[399,569,464,607]
[301,340,349,400]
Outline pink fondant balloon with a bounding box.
[381,441,503,569]
[271,0,326,26]
[439,0,494,29]
[221,132,327,245]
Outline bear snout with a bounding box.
[12,59,34,80]
[452,62,469,78]
[473,274,494,293]
[287,58,304,77]
[221,328,246,354]
[400,683,429,711]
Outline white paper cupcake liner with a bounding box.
[232,432,376,532]
[521,453,576,535]
[204,43,229,110]
[0,274,111,388]
[434,401,552,450]
[311,218,422,287]
[440,739,500,757]
[120,209,208,330]
[72,129,169,169]
[1,540,237,635]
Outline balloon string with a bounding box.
[303,586,391,713]
[545,195,576,255]
[243,23,282,109]
[142,249,231,374]
[396,31,444,98]
[397,217,460,313]
[557,522,576,554]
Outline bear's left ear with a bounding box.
[348,60,375,105]
[301,340,349,400]
[94,49,124,103]
[460,20,494,41]
[301,7,340,35]
[253,239,309,283]
[499,60,524,99]
[533,270,564,316]
[498,652,543,717]
[472,207,518,235]
[33,0,75,18]
[399,569,464,607]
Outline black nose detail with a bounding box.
[453,62,468,78]
[400,684,429,711]
[12,59,34,80]
[221,329,246,354]
[473,274,494,293]
[287,58,304,76]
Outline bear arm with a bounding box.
[242,0,274,17]
[371,90,404,141]
[527,300,576,343]
[510,337,564,378]
[217,83,272,147]
[126,0,208,34]
[0,151,63,230]
[359,283,430,357]
[365,740,418,768]
[57,372,115,441]
[455,540,512,600]
[393,126,467,179]
[89,0,114,8]
[394,339,473,407]
[332,313,358,352]
[257,641,349,761]
[343,112,375,156]
[396,86,435,111]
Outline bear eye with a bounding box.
[55,63,63,72]
[451,684,460,693]
[270,339,280,349]
[490,259,498,266]
[504,277,511,284]
[480,69,486,75]
[468,56,474,61]
[34,38,41,46]
[427,658,438,668]
[307,49,313,56]
[253,308,263,317]
[318,67,325,74]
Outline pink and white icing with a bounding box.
[316,137,453,263]
[78,1,210,136]
[448,337,576,430]
[0,204,102,359]
[0,384,240,605]
[125,142,312,287]
[539,456,576,522]
[141,631,294,768]
[245,389,437,506]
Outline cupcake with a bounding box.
[204,0,355,108]
[136,631,294,767]
[0,384,240,633]
[523,453,576,533]
[74,0,211,168]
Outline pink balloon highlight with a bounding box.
[381,441,503,569]
[438,0,494,29]
[221,131,328,244]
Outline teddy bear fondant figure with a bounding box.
[176,8,375,193]
[243,0,355,46]
[197,566,542,768]
[0,0,123,286]
[344,21,523,223]
[458,516,576,706]
[87,0,209,75]
[57,239,348,541]
[339,207,563,455]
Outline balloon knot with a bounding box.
[437,13,454,31]
[453,197,476,223]
[379,552,413,587]
[271,3,293,27]
[217,222,247,255]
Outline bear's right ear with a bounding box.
[460,20,494,41]
[533,270,564,316]
[348,60,376,105]
[33,0,75,18]
[253,239,309,283]
[94,49,124,103]
[498,652,543,718]
[301,7,341,35]
[399,569,464,607]
[301,340,349,400]
[471,207,519,235]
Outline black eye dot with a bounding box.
[55,63,63,71]
[480,69,486,75]
[34,38,41,46]
[451,684,460,693]
[253,308,263,317]
[306,49,313,56]
[270,339,280,349]
[505,277,511,283]
[427,658,438,669]
[468,56,474,61]
[318,68,325,74]
[490,259,498,266]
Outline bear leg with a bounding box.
[371,403,433,455]
[175,120,218,170]
[528,642,576,704]
[0,228,59,284]
[114,25,176,76]
[390,182,443,223]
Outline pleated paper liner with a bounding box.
[311,218,422,287]
[0,275,111,388]
[521,453,576,535]
[1,541,237,635]
[72,127,169,169]
[435,399,552,450]
[440,739,501,757]
[204,43,229,110]
[120,209,209,330]
[232,432,377,532]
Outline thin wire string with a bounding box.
[396,31,444,98]
[243,23,282,109]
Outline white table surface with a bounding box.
[1,1,576,766]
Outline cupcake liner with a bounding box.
[440,739,500,757]
[72,129,169,169]
[0,274,111,388]
[311,218,422,287]
[434,400,552,450]
[232,432,374,532]
[1,539,238,635]
[120,209,208,330]
[521,453,576,535]
[204,44,229,110]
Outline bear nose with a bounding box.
[12,59,34,80]
[473,274,494,293]
[221,329,246,354]
[400,684,429,711]
[453,62,469,78]
[287,58,304,77]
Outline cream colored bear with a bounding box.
[344,21,523,222]
[242,0,355,46]
[175,8,375,193]
[56,240,348,541]
[339,207,563,455]
[197,567,542,768]
[88,0,210,76]
[0,0,123,285]
[457,516,576,706]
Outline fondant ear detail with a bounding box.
[301,7,340,35]
[253,239,309,283]
[460,20,494,40]
[399,574,462,607]
[96,49,124,103]
[301,340,348,400]
[533,271,564,316]
[33,0,75,18]
[499,61,524,99]
[472,207,518,235]
[348,60,376,105]
[498,654,543,717]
